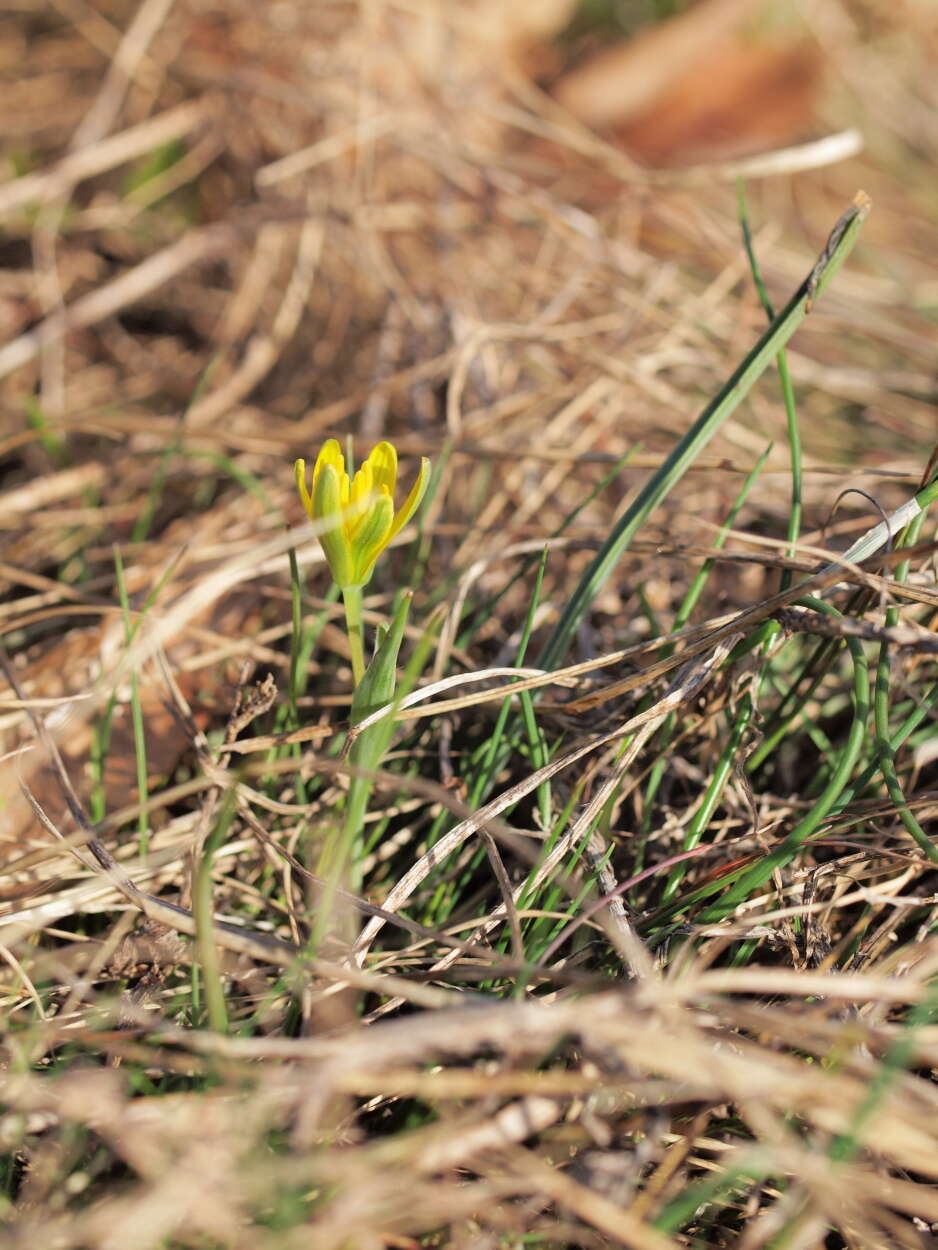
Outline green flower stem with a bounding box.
[342,584,366,687]
[310,824,353,952]
[309,594,413,949]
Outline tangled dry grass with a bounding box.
[2,2,938,1247]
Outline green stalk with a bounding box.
[644,477,938,927]
[193,791,237,1033]
[832,675,938,817]
[749,475,938,772]
[91,547,181,824]
[738,183,802,588]
[873,508,938,861]
[641,447,769,842]
[287,547,305,724]
[661,693,754,902]
[698,596,869,921]
[114,548,150,861]
[829,976,938,1163]
[310,594,414,948]
[746,638,835,773]
[513,549,552,826]
[285,546,308,806]
[342,584,366,687]
[654,1157,770,1235]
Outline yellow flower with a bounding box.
[295,439,430,589]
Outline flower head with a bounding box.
[295,439,430,589]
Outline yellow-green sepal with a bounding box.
[312,460,354,588]
[351,491,394,586]
[388,456,431,542]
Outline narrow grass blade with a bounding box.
[539,194,870,671]
[699,597,870,919]
[114,548,150,861]
[873,505,938,861]
[193,788,238,1033]
[738,183,802,586]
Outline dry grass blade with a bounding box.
[0,222,239,380]
[0,100,212,217]
[3,2,938,1247]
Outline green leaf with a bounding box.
[349,591,412,729]
[538,195,870,671]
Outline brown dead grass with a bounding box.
[2,1,938,1247]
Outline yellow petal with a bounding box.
[294,459,312,518]
[349,460,374,511]
[299,438,430,586]
[366,441,398,498]
[388,457,431,542]
[312,439,347,515]
[346,462,378,542]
